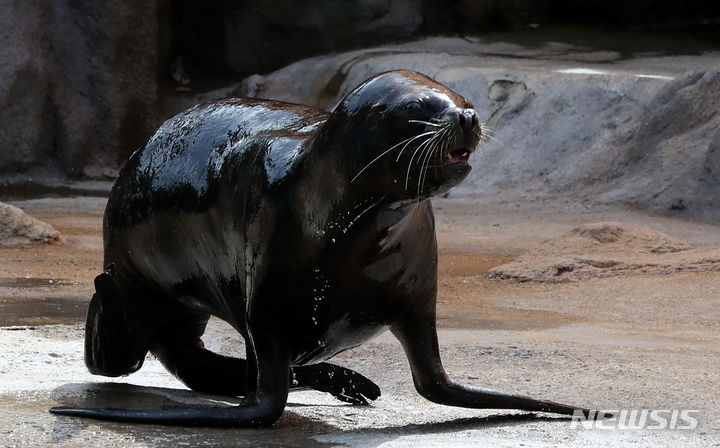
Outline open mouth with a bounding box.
[445,147,473,164]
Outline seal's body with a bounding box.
[102,97,429,367]
[51,71,591,427]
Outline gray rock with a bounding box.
[596,68,720,220]
[1,0,716,182]
[0,201,59,245]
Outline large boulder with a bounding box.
[591,68,720,220]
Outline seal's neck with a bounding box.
[289,119,429,240]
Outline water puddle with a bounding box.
[0,182,110,201]
[0,277,68,288]
[0,296,87,326]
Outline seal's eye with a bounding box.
[405,100,422,114]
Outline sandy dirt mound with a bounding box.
[0,201,59,245]
[488,222,720,282]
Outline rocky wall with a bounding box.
[0,0,158,179]
[0,0,718,186]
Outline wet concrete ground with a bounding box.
[1,189,719,446]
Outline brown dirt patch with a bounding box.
[487,222,720,282]
[436,251,580,330]
[0,202,101,326]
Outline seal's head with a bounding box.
[327,70,484,200]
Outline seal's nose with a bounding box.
[458,108,479,136]
[442,107,479,137]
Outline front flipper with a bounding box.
[392,310,596,418]
[293,363,381,405]
[51,322,291,427]
[147,333,380,405]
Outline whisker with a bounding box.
[408,120,444,127]
[486,134,505,146]
[416,137,437,195]
[477,123,504,147]
[418,133,443,196]
[440,125,454,155]
[418,124,452,195]
[351,131,434,183]
[404,135,436,190]
[478,123,491,137]
[395,129,441,162]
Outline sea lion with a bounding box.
[50,70,592,427]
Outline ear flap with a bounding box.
[369,103,388,121]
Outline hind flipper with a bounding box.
[84,265,153,377]
[51,319,291,427]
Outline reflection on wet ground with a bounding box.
[0,277,88,326]
[0,181,111,201]
[0,296,87,326]
[0,277,69,288]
